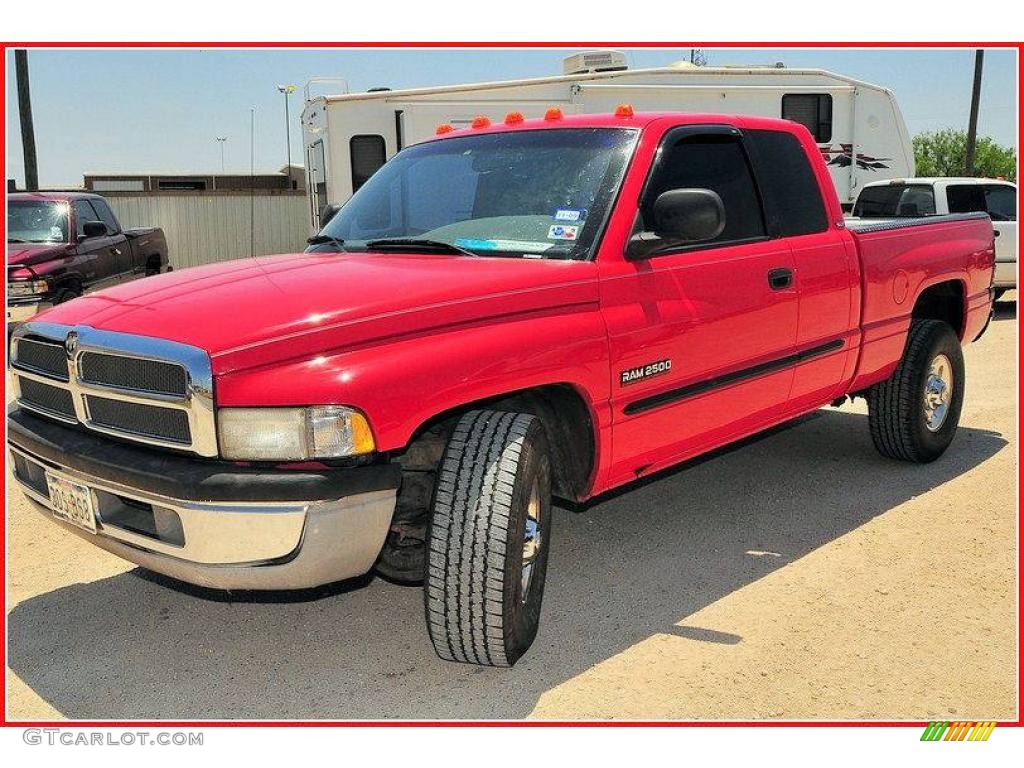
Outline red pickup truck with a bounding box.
[7,111,995,667]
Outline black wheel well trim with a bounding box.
[401,383,598,502]
[911,278,967,339]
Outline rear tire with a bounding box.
[424,410,552,667]
[867,319,964,463]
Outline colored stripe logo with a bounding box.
[921,721,997,741]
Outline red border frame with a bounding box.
[1,40,1021,729]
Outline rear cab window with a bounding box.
[853,184,936,218]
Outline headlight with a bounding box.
[217,406,376,461]
[7,279,49,297]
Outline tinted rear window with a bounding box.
[853,184,936,218]
[748,129,828,236]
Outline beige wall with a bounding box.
[105,193,310,270]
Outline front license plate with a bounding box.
[45,473,98,533]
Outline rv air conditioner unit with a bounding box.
[562,50,628,75]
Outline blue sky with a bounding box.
[5,47,1018,188]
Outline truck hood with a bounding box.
[36,251,599,374]
[8,242,73,268]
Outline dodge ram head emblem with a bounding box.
[64,330,79,357]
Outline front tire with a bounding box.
[867,319,965,462]
[424,410,552,667]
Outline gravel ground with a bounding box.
[5,302,1017,721]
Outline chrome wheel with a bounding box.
[924,353,953,432]
[521,479,542,602]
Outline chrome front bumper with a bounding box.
[7,300,52,325]
[8,417,398,590]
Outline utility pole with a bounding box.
[250,108,256,258]
[965,49,984,176]
[277,84,297,188]
[15,50,39,191]
[215,136,227,172]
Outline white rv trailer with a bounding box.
[301,51,914,230]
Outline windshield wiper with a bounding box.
[364,238,478,257]
[306,234,347,251]
[8,238,27,243]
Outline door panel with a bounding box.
[788,230,860,410]
[600,237,799,484]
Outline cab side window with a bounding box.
[90,198,121,234]
[73,200,103,238]
[747,129,828,236]
[642,134,766,247]
[983,185,1017,221]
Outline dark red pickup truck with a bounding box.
[7,111,994,667]
[7,191,168,326]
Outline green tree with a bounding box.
[913,129,1017,181]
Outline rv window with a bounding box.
[747,129,828,236]
[781,94,833,143]
[351,135,386,192]
[642,134,766,246]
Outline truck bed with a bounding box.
[846,211,995,391]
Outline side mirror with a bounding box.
[319,203,342,227]
[628,188,726,259]
[81,220,108,239]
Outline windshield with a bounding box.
[8,200,70,243]
[853,184,936,218]
[317,128,637,259]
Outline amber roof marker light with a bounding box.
[504,111,525,125]
[614,103,634,118]
[435,124,455,135]
[544,107,564,121]
[471,115,492,129]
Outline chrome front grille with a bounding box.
[79,351,189,397]
[85,395,192,443]
[14,337,69,380]
[10,322,217,456]
[18,377,77,420]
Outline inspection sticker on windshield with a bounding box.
[547,225,579,241]
[553,208,586,222]
[455,238,553,253]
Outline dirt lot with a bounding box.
[5,303,1018,721]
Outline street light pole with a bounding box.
[215,136,227,172]
[277,84,297,188]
